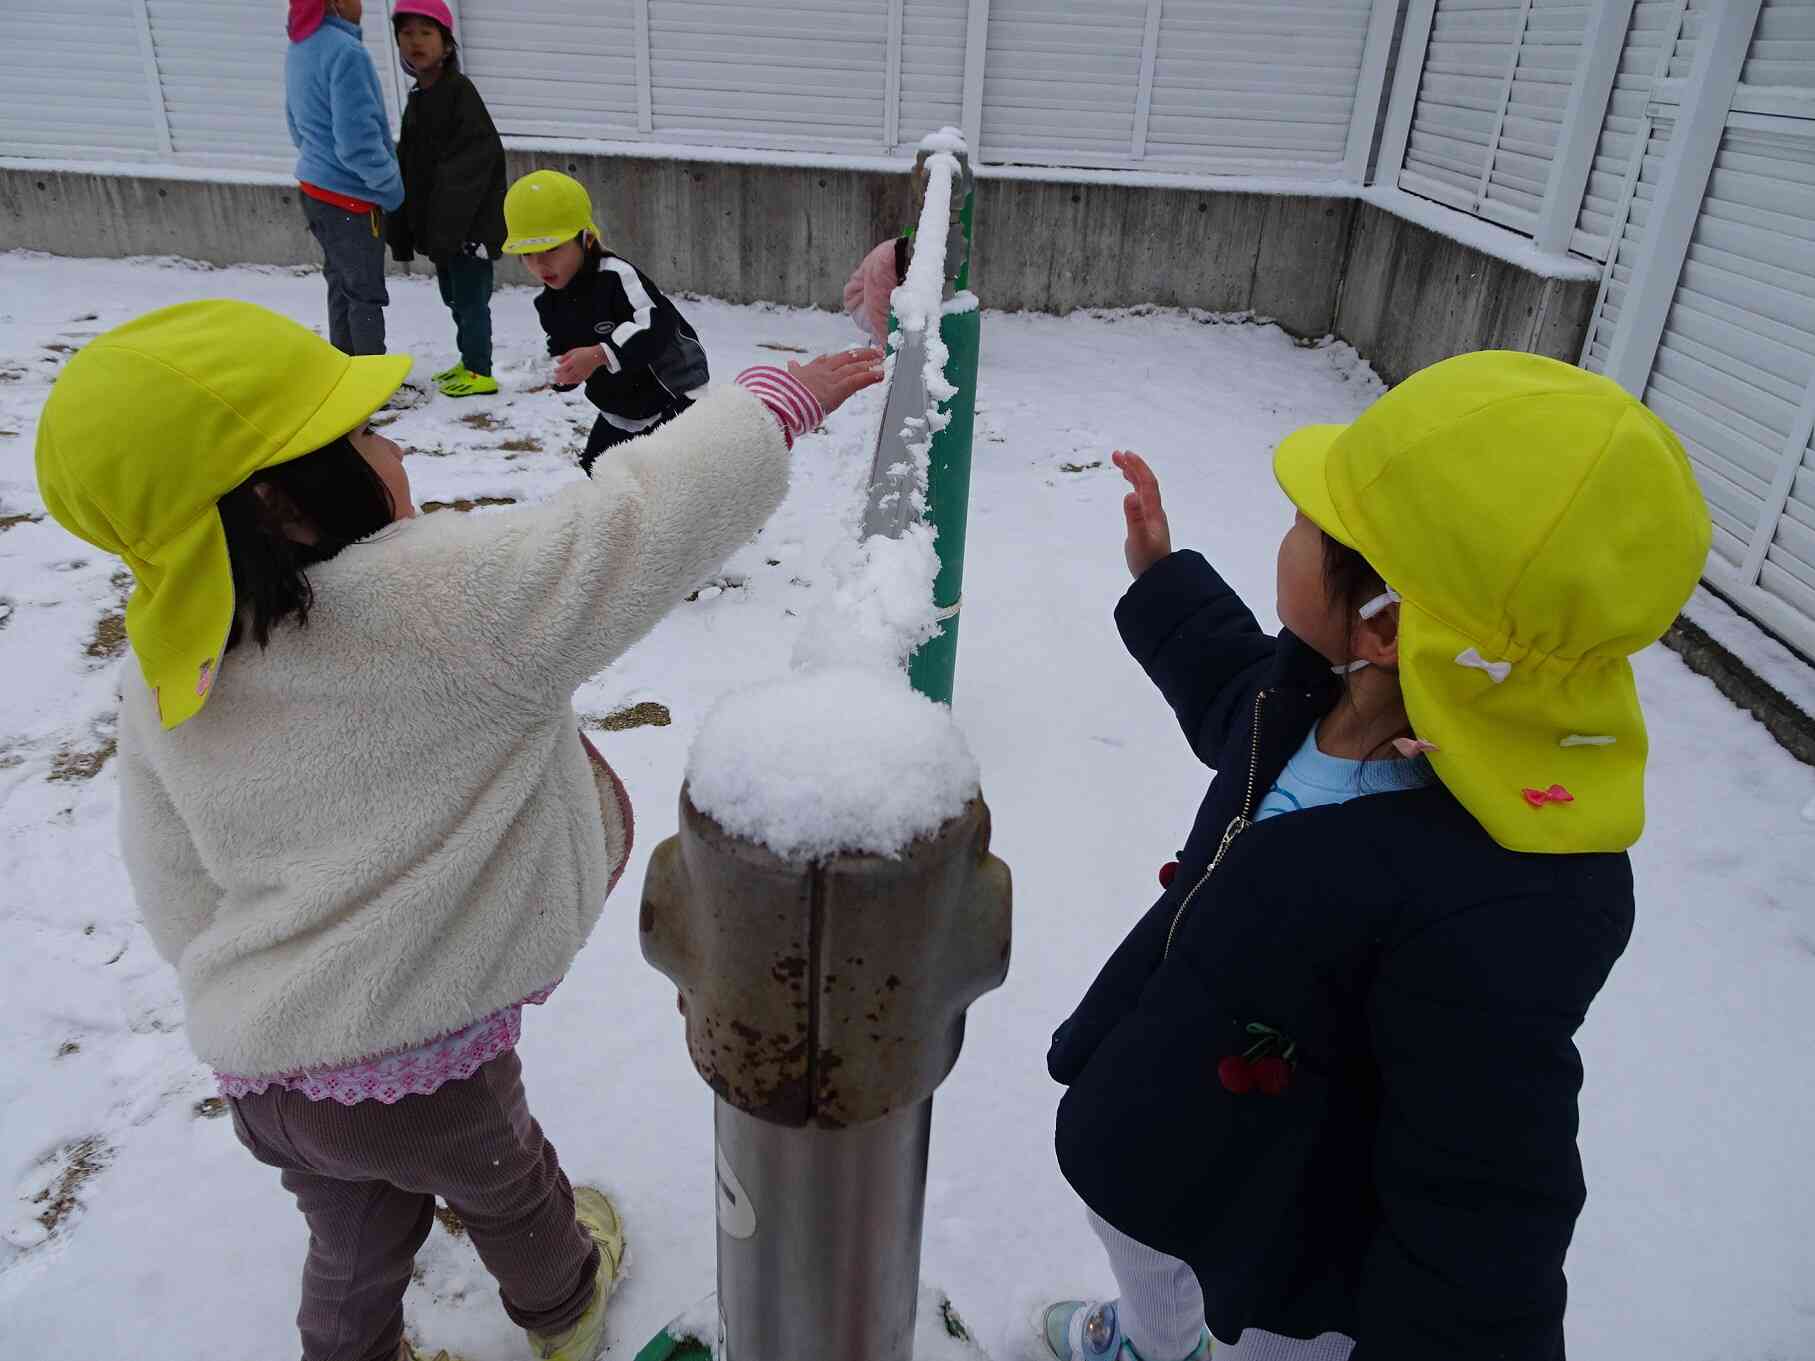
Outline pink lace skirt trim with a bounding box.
[215,984,557,1106]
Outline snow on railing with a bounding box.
[685,130,979,860]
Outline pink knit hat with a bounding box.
[392,0,455,34]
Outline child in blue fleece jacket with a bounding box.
[285,0,404,356]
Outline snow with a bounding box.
[1,253,1812,1361]
[791,523,942,676]
[0,156,294,186]
[975,162,1354,195]
[892,152,959,337]
[1682,585,1815,721]
[1358,185,1603,281]
[688,149,972,859]
[687,667,979,861]
[920,127,969,156]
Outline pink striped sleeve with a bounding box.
[735,365,825,448]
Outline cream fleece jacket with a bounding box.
[115,385,790,1077]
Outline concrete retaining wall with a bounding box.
[1334,201,1598,385]
[0,154,1593,379]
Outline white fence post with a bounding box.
[1343,0,1402,183]
[884,0,905,150]
[1738,376,1815,588]
[1533,0,1636,254]
[1132,0,1162,160]
[962,0,990,157]
[128,0,174,157]
[1602,0,1761,395]
[634,0,655,134]
[1372,0,1437,189]
[1468,0,1536,210]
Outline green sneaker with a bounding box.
[430,361,467,383]
[439,370,500,398]
[527,1187,626,1361]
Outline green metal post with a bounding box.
[906,173,978,706]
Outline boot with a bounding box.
[525,1187,626,1361]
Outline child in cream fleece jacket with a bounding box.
[37,296,881,1361]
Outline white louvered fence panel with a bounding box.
[458,0,640,140]
[898,0,967,152]
[1740,0,1815,92]
[1398,0,1528,211]
[1476,1,1588,231]
[1398,0,1588,231]
[0,0,160,160]
[1143,0,1378,175]
[648,0,889,151]
[1581,115,1673,373]
[978,0,1149,164]
[146,0,291,161]
[1640,124,1815,641]
[1571,0,1683,259]
[1667,0,1707,77]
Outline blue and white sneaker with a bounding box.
[1036,1300,1211,1361]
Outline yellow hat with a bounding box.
[35,300,410,729]
[501,170,599,254]
[1274,351,1710,854]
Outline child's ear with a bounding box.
[1353,606,1400,670]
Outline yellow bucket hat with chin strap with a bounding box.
[1274,351,1711,854]
[35,300,411,728]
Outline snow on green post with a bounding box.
[910,152,978,706]
[861,129,979,706]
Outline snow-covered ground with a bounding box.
[1,253,1811,1360]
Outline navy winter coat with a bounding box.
[1050,549,1634,1359]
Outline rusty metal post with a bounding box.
[640,789,1011,1361]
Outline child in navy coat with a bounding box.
[1040,353,1711,1361]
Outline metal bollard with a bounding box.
[641,787,1012,1361]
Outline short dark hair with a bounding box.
[218,437,394,652]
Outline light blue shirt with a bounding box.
[1253,724,1431,822]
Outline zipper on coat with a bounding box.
[1163,689,1267,960]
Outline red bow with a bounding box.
[1523,784,1574,808]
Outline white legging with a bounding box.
[1087,1210,1356,1361]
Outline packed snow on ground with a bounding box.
[0,253,1811,1360]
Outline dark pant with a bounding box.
[302,195,389,356]
[581,397,692,476]
[230,1050,598,1361]
[435,254,494,376]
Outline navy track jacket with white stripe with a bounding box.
[535,245,710,423]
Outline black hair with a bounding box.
[394,15,459,75]
[218,436,394,652]
[1321,531,1418,766]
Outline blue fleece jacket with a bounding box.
[284,15,404,211]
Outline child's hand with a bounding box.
[788,347,885,417]
[554,345,608,387]
[1114,450,1173,578]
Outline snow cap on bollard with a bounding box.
[642,667,1008,1128]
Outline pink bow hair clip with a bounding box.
[1522,784,1575,808]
